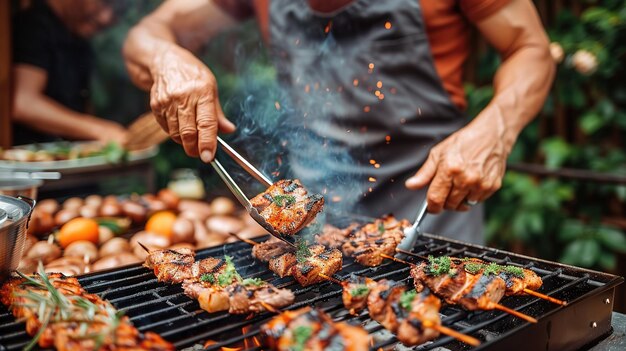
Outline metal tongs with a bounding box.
[210,137,296,248]
[396,199,428,257]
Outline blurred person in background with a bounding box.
[123,0,555,243]
[11,0,127,145]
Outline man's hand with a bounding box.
[92,119,128,144]
[149,45,235,161]
[405,115,509,214]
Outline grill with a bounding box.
[0,232,623,351]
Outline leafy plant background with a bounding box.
[87,0,626,306]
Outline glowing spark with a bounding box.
[390,87,397,94]
[368,187,373,192]
[369,177,376,182]
[363,106,371,113]
[376,81,383,88]
[369,159,376,165]
[271,171,280,177]
[332,196,342,202]
[385,135,391,143]
[323,188,328,194]
[253,337,261,347]
[221,348,242,351]
[368,63,375,69]
[346,129,351,133]
[378,93,385,100]
[353,79,359,86]
[375,90,381,97]
[385,21,392,29]
[325,21,332,33]
[374,163,380,168]
[417,107,422,115]
[304,84,310,93]
[400,118,406,124]
[274,101,281,110]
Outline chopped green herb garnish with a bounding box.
[272,194,296,207]
[448,268,458,277]
[349,285,370,298]
[424,255,452,276]
[464,262,484,275]
[400,290,417,311]
[296,239,311,263]
[482,263,500,276]
[242,278,264,287]
[291,325,313,351]
[378,222,385,235]
[200,274,215,284]
[502,265,525,278]
[216,256,242,286]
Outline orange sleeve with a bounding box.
[459,0,511,23]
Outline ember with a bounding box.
[369,177,377,182]
[363,106,370,112]
[274,101,281,110]
[353,79,359,86]
[384,21,392,29]
[377,81,383,88]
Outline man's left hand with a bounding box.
[404,117,510,213]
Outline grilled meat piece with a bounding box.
[291,245,343,286]
[144,248,196,283]
[261,307,369,351]
[366,280,406,332]
[252,239,295,262]
[2,273,173,351]
[342,236,399,267]
[250,179,324,235]
[315,224,350,249]
[463,258,543,295]
[342,274,377,314]
[269,252,298,278]
[398,289,441,346]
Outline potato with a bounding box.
[98,226,115,244]
[178,199,212,220]
[99,202,122,217]
[121,201,147,223]
[171,217,195,244]
[84,195,103,207]
[130,231,170,260]
[92,253,141,271]
[206,216,244,235]
[37,199,59,214]
[64,240,98,263]
[54,209,79,226]
[63,197,83,211]
[158,189,180,210]
[26,241,61,264]
[99,237,131,258]
[210,197,236,216]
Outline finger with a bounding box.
[177,101,199,157]
[150,84,169,134]
[444,181,471,211]
[166,103,181,144]
[196,94,218,163]
[215,93,236,133]
[405,152,438,189]
[477,177,503,202]
[426,168,453,214]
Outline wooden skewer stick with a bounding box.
[317,272,481,346]
[228,232,258,247]
[393,250,567,306]
[259,301,279,314]
[380,254,539,324]
[137,241,151,253]
[522,289,567,306]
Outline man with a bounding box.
[12,0,127,145]
[123,0,554,243]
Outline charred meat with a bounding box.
[341,274,377,314]
[291,245,343,286]
[261,307,369,351]
[250,179,324,235]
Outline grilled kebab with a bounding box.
[143,248,294,314]
[1,269,173,351]
[316,215,409,266]
[250,179,324,235]
[251,238,343,286]
[261,307,369,351]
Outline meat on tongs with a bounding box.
[211,137,324,245]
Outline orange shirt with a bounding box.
[216,0,510,111]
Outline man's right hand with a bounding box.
[148,44,236,161]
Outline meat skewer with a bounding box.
[261,307,370,351]
[394,249,566,306]
[138,243,294,314]
[381,254,538,323]
[229,232,343,286]
[318,273,481,347]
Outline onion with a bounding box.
[26,241,61,264]
[171,217,195,244]
[64,240,99,263]
[99,237,131,258]
[206,216,244,235]
[210,197,236,216]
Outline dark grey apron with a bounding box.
[268,0,483,243]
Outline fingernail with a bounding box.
[200,150,213,163]
[405,177,420,188]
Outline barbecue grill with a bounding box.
[0,231,623,351]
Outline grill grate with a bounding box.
[0,233,622,351]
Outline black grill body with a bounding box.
[0,233,623,351]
